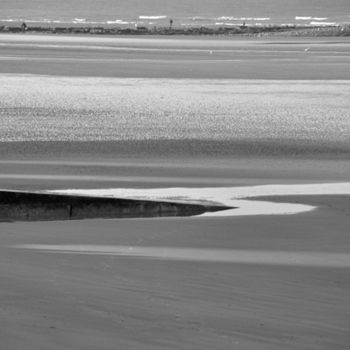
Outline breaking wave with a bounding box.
[310,21,337,26]
[139,15,167,20]
[295,16,329,21]
[0,15,343,27]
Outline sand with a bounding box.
[0,33,349,349]
[0,34,350,79]
[1,195,350,349]
[1,158,349,349]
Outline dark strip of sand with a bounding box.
[0,190,229,221]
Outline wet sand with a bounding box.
[1,154,350,191]
[0,34,350,349]
[1,155,349,349]
[0,34,350,79]
[1,195,350,349]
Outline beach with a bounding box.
[0,33,350,349]
[1,34,350,79]
[1,196,350,349]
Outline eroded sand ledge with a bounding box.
[0,190,230,221]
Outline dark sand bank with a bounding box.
[0,195,349,349]
[1,24,350,37]
[1,34,349,79]
[0,190,228,222]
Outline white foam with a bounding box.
[296,16,311,20]
[139,15,167,20]
[189,16,212,21]
[295,16,328,21]
[215,22,237,26]
[107,19,130,25]
[217,16,240,21]
[49,182,350,217]
[216,17,271,21]
[240,17,270,21]
[310,21,337,26]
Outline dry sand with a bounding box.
[0,33,349,349]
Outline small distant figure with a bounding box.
[21,22,28,32]
[169,19,173,29]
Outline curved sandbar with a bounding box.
[53,183,350,217]
[0,190,231,222]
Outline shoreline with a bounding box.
[1,24,350,37]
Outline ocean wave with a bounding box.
[295,16,328,20]
[188,16,213,21]
[217,16,239,21]
[215,22,237,26]
[106,19,130,25]
[217,16,270,21]
[139,15,167,20]
[240,17,271,21]
[0,18,65,24]
[43,19,63,23]
[0,16,342,28]
[181,23,212,26]
[310,21,337,26]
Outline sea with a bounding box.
[0,0,349,28]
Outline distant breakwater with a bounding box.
[1,24,349,37]
[0,190,231,222]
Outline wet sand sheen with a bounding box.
[0,34,350,79]
[13,244,350,268]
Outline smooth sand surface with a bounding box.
[0,34,350,79]
[1,154,350,191]
[1,153,349,349]
[1,195,350,349]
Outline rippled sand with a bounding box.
[1,76,349,146]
